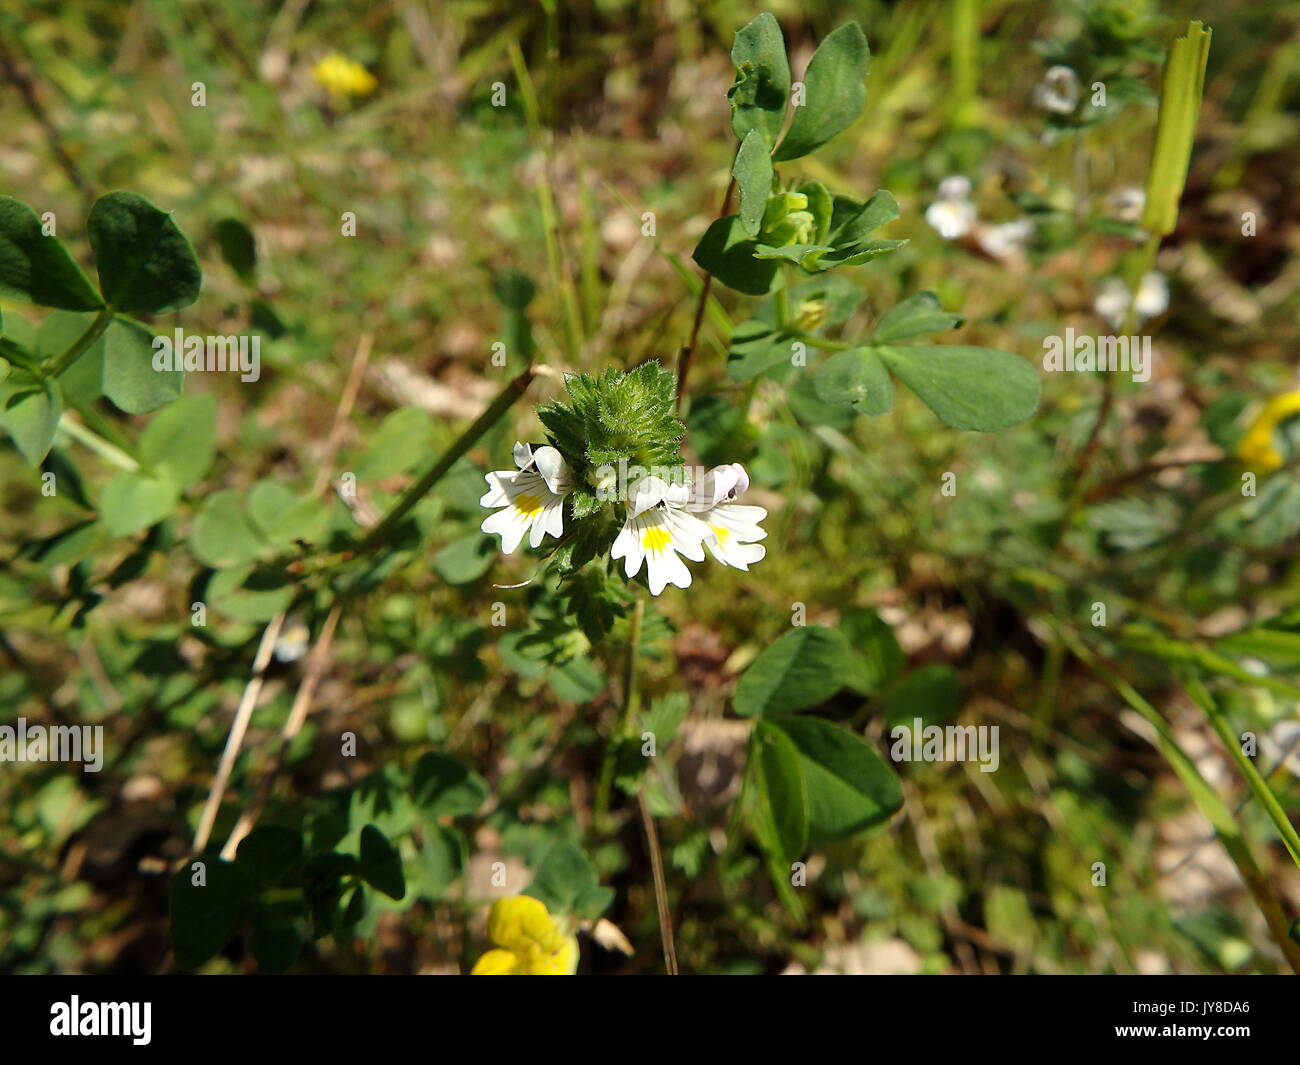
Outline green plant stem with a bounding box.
[949,0,979,129]
[354,366,535,557]
[773,286,790,330]
[594,595,644,829]
[1184,676,1300,871]
[44,307,112,379]
[676,177,736,410]
[1059,232,1161,536]
[56,413,139,472]
[1056,624,1300,972]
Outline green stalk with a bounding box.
[57,413,139,472]
[773,286,790,331]
[1141,21,1212,237]
[44,307,112,379]
[1184,676,1300,871]
[594,595,644,829]
[355,366,535,556]
[949,0,979,129]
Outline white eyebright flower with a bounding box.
[479,441,572,554]
[686,463,768,571]
[611,476,709,596]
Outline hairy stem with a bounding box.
[355,365,535,556]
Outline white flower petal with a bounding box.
[481,506,529,555]
[707,538,766,570]
[512,441,533,469]
[715,503,767,530]
[611,521,643,579]
[728,463,751,498]
[479,467,567,553]
[629,476,671,516]
[645,544,692,595]
[479,470,517,508]
[531,445,571,495]
[545,499,565,539]
[668,509,710,560]
[687,465,736,510]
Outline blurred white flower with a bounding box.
[1134,271,1169,320]
[937,176,972,201]
[479,441,572,554]
[1094,271,1169,330]
[925,176,976,240]
[1107,187,1146,222]
[1094,278,1130,330]
[1034,65,1080,114]
[976,217,1035,261]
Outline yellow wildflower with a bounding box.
[470,896,578,975]
[1237,391,1300,471]
[311,53,377,99]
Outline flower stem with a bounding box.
[355,366,535,556]
[594,595,644,829]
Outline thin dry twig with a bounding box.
[190,335,372,856]
[220,601,343,860]
[637,789,679,974]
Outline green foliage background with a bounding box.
[2,0,1300,974]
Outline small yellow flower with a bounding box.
[1237,391,1300,471]
[311,53,377,99]
[470,896,578,975]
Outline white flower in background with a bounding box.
[976,217,1035,261]
[1107,187,1146,222]
[1134,271,1169,320]
[925,176,976,240]
[611,477,709,595]
[479,441,572,554]
[687,463,768,571]
[1094,271,1170,330]
[1034,65,1080,114]
[1094,278,1130,330]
